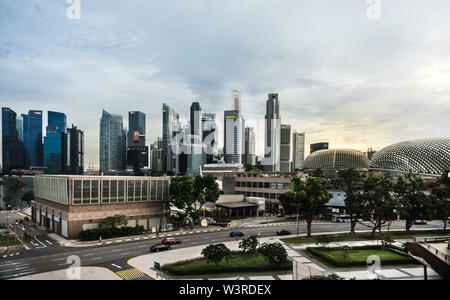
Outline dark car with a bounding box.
[162,237,181,245]
[276,229,291,236]
[229,231,245,237]
[150,243,172,252]
[414,220,428,225]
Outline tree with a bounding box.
[341,246,352,261]
[395,172,434,231]
[302,274,347,280]
[432,170,450,230]
[279,190,301,234]
[201,243,232,267]
[100,215,128,229]
[316,235,333,251]
[358,175,398,237]
[337,168,363,234]
[258,242,288,266]
[239,235,259,253]
[22,190,34,204]
[8,178,25,210]
[171,175,220,223]
[287,176,330,238]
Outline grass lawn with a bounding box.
[0,234,21,247]
[304,246,420,269]
[161,253,292,276]
[280,229,450,244]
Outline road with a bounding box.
[0,220,445,280]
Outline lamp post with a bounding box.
[6,204,11,253]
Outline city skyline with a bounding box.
[1,1,450,168]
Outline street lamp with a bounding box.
[6,204,11,253]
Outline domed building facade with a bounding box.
[370,138,450,175]
[304,149,370,171]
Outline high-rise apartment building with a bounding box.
[262,93,281,172]
[162,104,179,172]
[280,124,291,172]
[100,110,126,174]
[292,131,306,170]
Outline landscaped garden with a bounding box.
[161,236,292,276]
[0,232,21,247]
[304,245,420,268]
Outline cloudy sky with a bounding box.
[1,0,450,169]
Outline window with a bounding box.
[135,180,142,202]
[277,183,283,189]
[73,180,82,205]
[150,180,157,201]
[91,181,99,204]
[110,180,118,203]
[82,180,91,204]
[141,180,148,202]
[102,180,110,203]
[128,180,135,202]
[118,180,125,203]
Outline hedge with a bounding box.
[79,226,145,241]
[305,245,419,268]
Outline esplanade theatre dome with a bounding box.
[370,138,450,175]
[304,149,370,171]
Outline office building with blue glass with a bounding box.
[44,111,67,174]
[2,107,24,173]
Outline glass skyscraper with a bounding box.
[67,125,84,175]
[22,110,43,169]
[263,94,281,172]
[162,103,179,172]
[44,111,67,174]
[100,110,126,174]
[127,111,148,175]
[2,107,23,173]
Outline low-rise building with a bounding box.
[31,175,170,239]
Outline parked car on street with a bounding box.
[150,243,172,252]
[414,220,428,225]
[229,231,245,237]
[162,237,181,245]
[276,229,291,236]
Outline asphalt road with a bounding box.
[0,220,445,280]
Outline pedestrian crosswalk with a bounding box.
[114,268,145,280]
[0,260,35,280]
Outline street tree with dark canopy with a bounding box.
[258,242,288,266]
[432,169,450,230]
[201,243,232,267]
[337,168,363,234]
[239,235,259,253]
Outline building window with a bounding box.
[82,180,91,204]
[128,180,135,202]
[118,180,125,203]
[91,180,99,204]
[102,180,110,203]
[73,180,82,205]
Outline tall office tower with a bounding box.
[171,121,189,175]
[187,102,205,176]
[232,90,241,111]
[162,103,179,172]
[244,127,256,166]
[100,110,126,174]
[2,108,23,173]
[22,110,43,169]
[66,124,84,175]
[44,111,67,174]
[292,131,306,170]
[262,93,281,172]
[224,110,244,164]
[310,142,329,154]
[150,137,163,172]
[202,113,218,164]
[127,111,148,175]
[280,124,291,172]
[16,116,23,142]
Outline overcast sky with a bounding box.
[1,0,450,169]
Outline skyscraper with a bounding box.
[127,111,148,175]
[202,113,218,164]
[171,121,189,175]
[22,110,43,169]
[280,124,291,172]
[16,116,23,142]
[292,131,306,170]
[43,111,67,174]
[232,90,241,111]
[162,103,179,172]
[67,124,84,175]
[224,110,244,164]
[2,107,23,173]
[100,110,126,174]
[262,93,281,172]
[244,127,256,166]
[187,102,205,176]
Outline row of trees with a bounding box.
[0,178,34,210]
[280,169,450,238]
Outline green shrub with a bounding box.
[78,225,145,241]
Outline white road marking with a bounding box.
[45,240,53,245]
[137,245,147,248]
[125,239,131,242]
[52,258,65,261]
[0,266,31,273]
[111,264,122,269]
[91,257,102,260]
[134,238,140,241]
[120,252,131,256]
[30,241,39,246]
[34,238,47,247]
[84,253,95,257]
[111,249,123,252]
[116,240,122,243]
[143,237,149,240]
[106,241,112,244]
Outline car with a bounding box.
[162,237,181,245]
[414,220,428,225]
[276,213,285,218]
[229,231,245,237]
[150,243,171,252]
[276,229,291,236]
